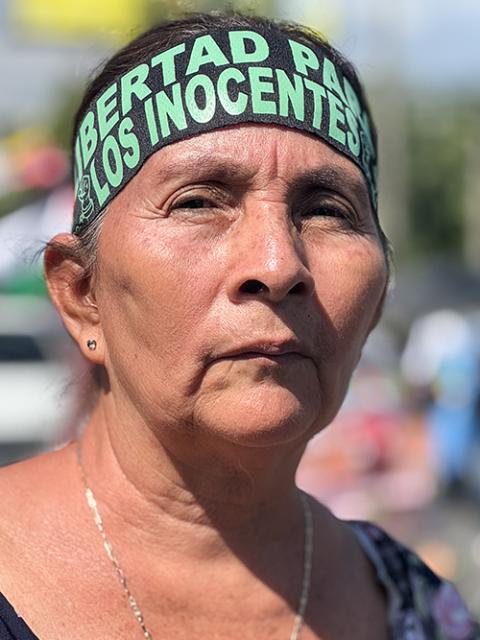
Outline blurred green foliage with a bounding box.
[406,98,479,259]
[0,188,43,220]
[144,0,276,23]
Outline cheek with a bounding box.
[96,225,219,378]
[301,239,386,429]
[309,238,387,355]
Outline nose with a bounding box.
[226,207,315,305]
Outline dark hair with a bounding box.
[47,11,392,398]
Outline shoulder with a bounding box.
[0,441,76,498]
[349,520,480,640]
[0,443,106,638]
[0,442,82,584]
[0,444,73,535]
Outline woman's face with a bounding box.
[93,124,387,447]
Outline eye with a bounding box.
[301,199,353,223]
[307,204,346,218]
[171,196,216,210]
[292,193,361,232]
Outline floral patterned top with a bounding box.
[0,520,479,639]
[350,520,480,640]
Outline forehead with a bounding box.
[138,123,370,196]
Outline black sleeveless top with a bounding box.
[1,521,479,639]
[0,593,36,640]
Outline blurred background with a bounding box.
[1,0,479,617]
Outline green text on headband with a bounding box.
[73,27,377,233]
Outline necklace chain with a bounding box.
[75,440,313,640]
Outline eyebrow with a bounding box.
[155,154,370,209]
[155,155,256,185]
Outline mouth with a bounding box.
[224,352,304,361]
[213,340,310,363]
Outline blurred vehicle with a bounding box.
[0,294,75,464]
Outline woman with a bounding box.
[0,12,478,640]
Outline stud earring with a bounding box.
[86,339,97,351]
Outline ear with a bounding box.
[44,233,104,365]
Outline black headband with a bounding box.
[72,26,377,234]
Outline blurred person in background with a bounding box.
[402,310,480,498]
[0,12,478,640]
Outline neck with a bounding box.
[75,397,310,565]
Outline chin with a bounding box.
[193,383,321,447]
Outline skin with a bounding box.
[0,124,389,639]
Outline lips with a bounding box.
[223,352,304,365]
[214,339,308,362]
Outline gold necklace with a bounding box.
[75,440,313,640]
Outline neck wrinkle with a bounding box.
[76,399,310,565]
